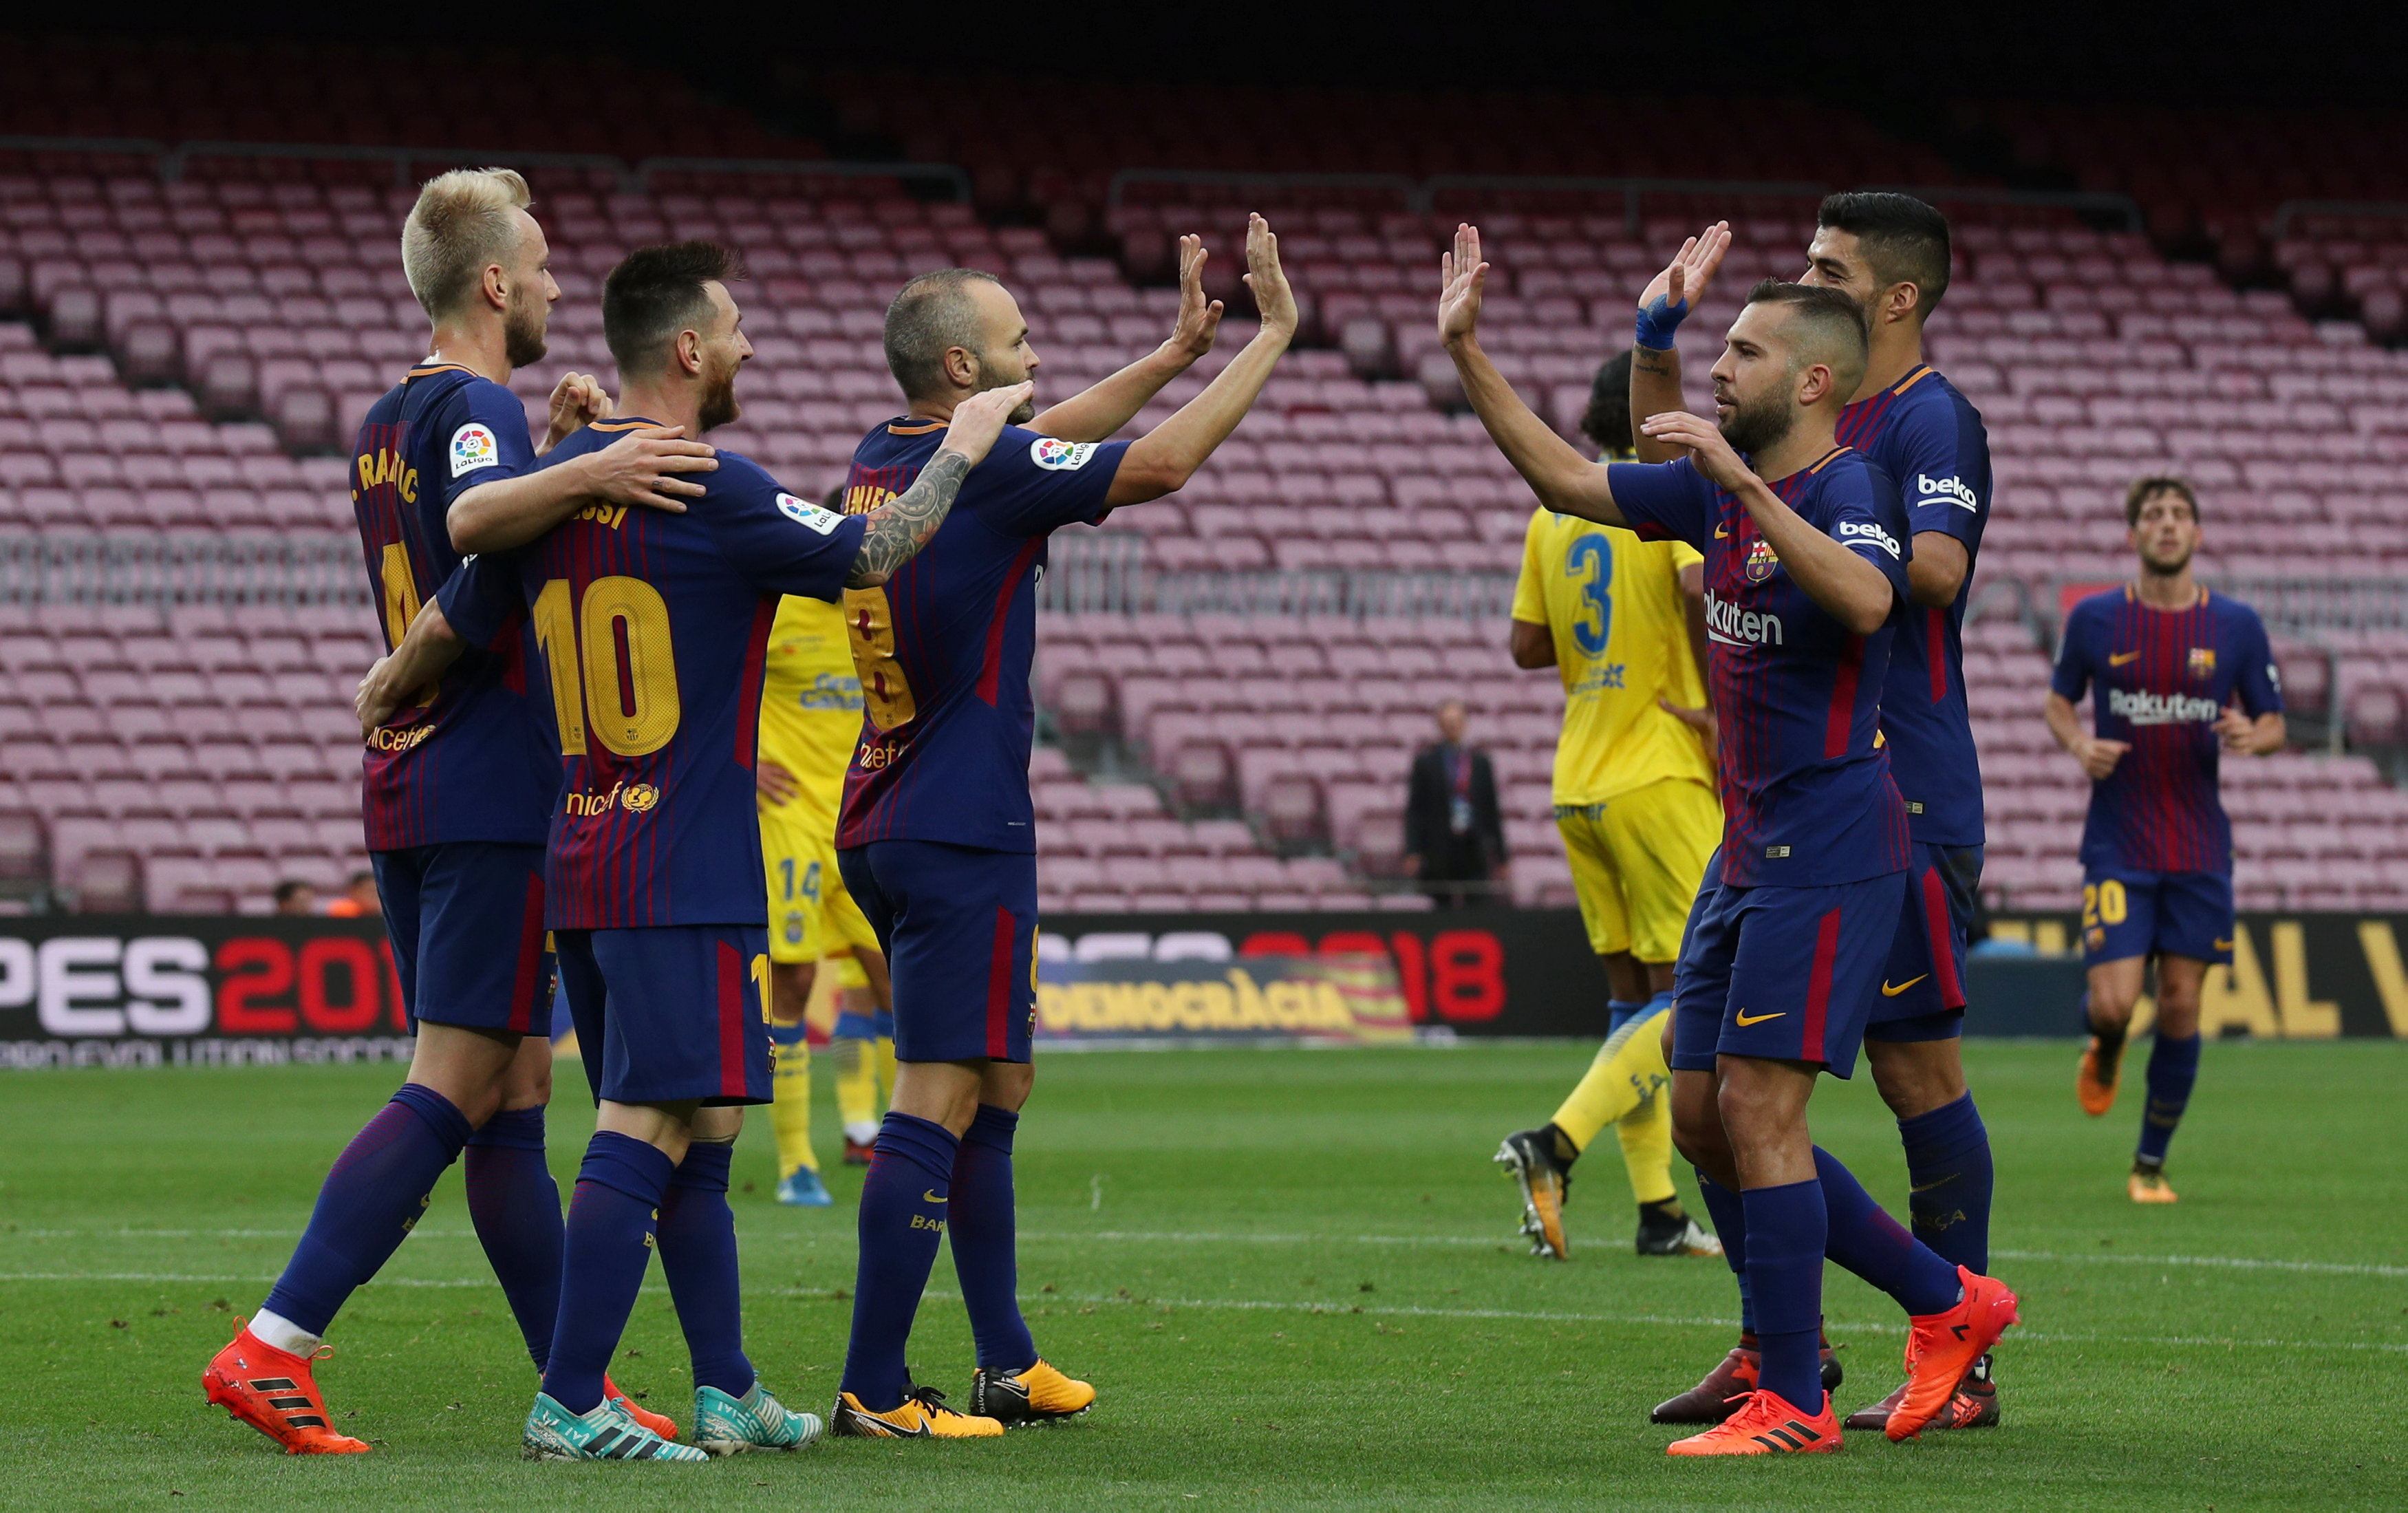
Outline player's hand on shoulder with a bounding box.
[541,372,612,452]
[1243,213,1298,341]
[1438,223,1488,347]
[1166,234,1225,360]
[2076,736,2129,780]
[939,382,1036,466]
[1640,410,1748,488]
[587,425,716,513]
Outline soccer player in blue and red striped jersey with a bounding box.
[204,168,706,1455]
[1631,193,2008,1433]
[433,242,1025,1461]
[828,216,1299,1439]
[1442,233,2019,1455]
[2047,476,2283,1203]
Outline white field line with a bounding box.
[10,1225,2407,1280]
[3,1271,2397,1356]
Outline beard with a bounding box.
[1009,397,1035,425]
[698,365,740,433]
[2140,540,2195,577]
[501,291,548,369]
[1717,388,1793,456]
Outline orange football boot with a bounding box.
[202,1320,369,1454]
[2076,1038,2120,1116]
[1666,1388,1840,1456]
[2129,1164,2180,1204]
[605,1375,681,1441]
[1888,1267,2021,1441]
[829,1383,1002,1439]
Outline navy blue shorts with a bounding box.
[373,841,550,1036]
[1868,843,1984,1043]
[555,925,774,1107]
[1671,868,1908,1080]
[839,841,1036,1065]
[2081,867,2234,967]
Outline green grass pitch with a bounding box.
[3,1039,2403,1511]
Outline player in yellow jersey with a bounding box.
[758,577,890,1207]
[1494,351,1723,1260]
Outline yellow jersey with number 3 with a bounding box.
[758,595,865,830]
[1512,505,1712,806]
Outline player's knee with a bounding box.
[1866,1040,1963,1118]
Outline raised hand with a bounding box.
[939,380,1037,466]
[1242,213,1298,341]
[542,370,613,453]
[1635,222,1732,348]
[1639,409,1752,490]
[586,425,717,513]
[1167,233,1225,358]
[1439,222,1489,346]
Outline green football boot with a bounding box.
[522,1391,709,1462]
[693,1379,824,1455]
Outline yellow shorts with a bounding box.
[760,801,881,965]
[1556,777,1720,964]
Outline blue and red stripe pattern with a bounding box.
[835,420,1129,854]
[1834,364,1993,848]
[1608,448,1913,889]
[503,418,868,928]
[2052,584,2281,875]
[350,363,557,852]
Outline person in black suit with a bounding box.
[1404,698,1507,907]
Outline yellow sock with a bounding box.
[835,1036,880,1140]
[1613,1091,1678,1206]
[769,1037,817,1179]
[875,1035,896,1105]
[1548,1013,1661,1151]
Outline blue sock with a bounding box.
[841,1112,960,1412]
[464,1105,563,1371]
[950,1104,1037,1371]
[541,1133,674,1415]
[2136,1032,2202,1166]
[1896,1093,1992,1273]
[1739,1179,1826,1410]
[1815,1146,1961,1316]
[1605,999,1646,1036]
[656,1139,754,1397]
[1692,1169,1754,1335]
[262,1082,473,1336]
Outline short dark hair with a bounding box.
[348,869,374,886]
[2125,474,2200,526]
[603,241,737,375]
[272,879,312,904]
[1743,279,1869,395]
[1817,191,1953,319]
[1580,350,1634,455]
[883,268,1002,400]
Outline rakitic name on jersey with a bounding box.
[356,447,420,503]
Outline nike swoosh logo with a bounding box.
[1910,1174,1959,1193]
[1714,525,1731,539]
[924,1190,948,1204]
[2213,938,2234,951]
[1882,975,1928,997]
[2109,651,2140,666]
[1733,1010,1785,1027]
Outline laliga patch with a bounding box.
[449,422,499,478]
[776,493,843,535]
[1030,436,1098,471]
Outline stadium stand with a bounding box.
[3,47,2407,916]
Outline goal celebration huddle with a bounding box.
[197,167,2278,1463]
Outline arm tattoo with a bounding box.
[1633,350,1676,375]
[845,448,972,586]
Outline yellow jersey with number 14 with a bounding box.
[757,595,865,830]
[1512,504,1712,806]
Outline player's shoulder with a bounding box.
[2206,588,2268,632]
[854,414,945,463]
[2065,586,2124,626]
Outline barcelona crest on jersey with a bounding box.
[1744,537,1781,583]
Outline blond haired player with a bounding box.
[1493,350,1722,1260]
[759,567,890,1208]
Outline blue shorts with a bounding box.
[373,841,550,1036]
[2081,867,2234,967]
[555,925,774,1107]
[839,841,1036,1065]
[1670,868,1908,1080]
[1868,843,1984,1043]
